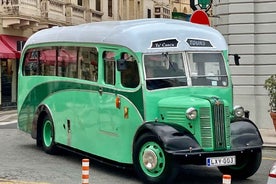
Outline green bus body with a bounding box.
[18,19,263,183]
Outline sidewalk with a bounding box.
[0,109,275,148]
[259,128,276,148]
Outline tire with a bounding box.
[42,115,58,154]
[133,133,179,184]
[218,150,262,179]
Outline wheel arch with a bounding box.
[230,118,263,148]
[31,104,53,146]
[133,122,201,153]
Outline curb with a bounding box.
[263,144,276,149]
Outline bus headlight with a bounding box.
[186,108,197,120]
[234,105,244,118]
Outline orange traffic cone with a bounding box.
[222,174,231,184]
[82,159,90,184]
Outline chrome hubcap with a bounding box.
[142,149,158,170]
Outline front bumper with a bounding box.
[166,146,262,165]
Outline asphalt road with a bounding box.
[0,121,275,184]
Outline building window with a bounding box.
[155,7,160,13]
[108,0,112,17]
[147,9,151,18]
[96,0,101,11]
[77,0,82,6]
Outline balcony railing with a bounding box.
[66,4,85,25]
[1,0,40,16]
[0,0,103,30]
[41,0,66,24]
[0,0,40,28]
[91,10,103,22]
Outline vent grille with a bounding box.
[166,109,186,123]
[200,107,212,148]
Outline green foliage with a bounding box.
[264,74,276,112]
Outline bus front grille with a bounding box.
[200,104,229,150]
[213,102,226,150]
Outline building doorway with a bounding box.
[1,59,12,106]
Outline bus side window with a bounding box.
[79,47,98,82]
[23,49,39,76]
[57,47,77,78]
[39,48,56,76]
[120,52,139,88]
[23,48,56,76]
[103,51,115,85]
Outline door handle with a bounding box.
[98,87,103,95]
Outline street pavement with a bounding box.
[0,109,275,148]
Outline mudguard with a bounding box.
[31,104,52,139]
[134,122,203,152]
[230,118,263,148]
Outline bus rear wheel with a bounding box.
[133,133,178,184]
[42,115,58,154]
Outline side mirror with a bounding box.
[117,59,127,71]
[234,54,240,66]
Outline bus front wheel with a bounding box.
[42,115,57,154]
[133,133,178,184]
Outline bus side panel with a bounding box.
[95,92,143,163]
[40,89,143,164]
[40,90,100,148]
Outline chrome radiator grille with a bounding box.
[213,103,226,149]
[200,104,229,150]
[200,107,212,148]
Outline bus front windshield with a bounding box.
[144,53,187,90]
[143,52,228,90]
[187,52,228,87]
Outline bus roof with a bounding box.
[25,18,228,53]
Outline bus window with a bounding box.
[103,51,115,85]
[57,47,77,78]
[23,47,57,76]
[79,47,98,82]
[23,49,40,76]
[144,53,187,90]
[187,52,228,86]
[120,53,139,88]
[40,48,57,76]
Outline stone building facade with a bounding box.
[212,0,276,129]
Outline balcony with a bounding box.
[66,3,86,25]
[0,0,103,31]
[0,0,40,29]
[89,9,104,22]
[42,0,67,24]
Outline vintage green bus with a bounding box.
[18,19,263,183]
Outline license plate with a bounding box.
[206,156,236,167]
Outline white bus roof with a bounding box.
[25,18,228,53]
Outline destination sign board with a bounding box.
[150,38,179,49]
[186,38,213,47]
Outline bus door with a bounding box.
[98,50,119,135]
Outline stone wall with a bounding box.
[212,0,276,128]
